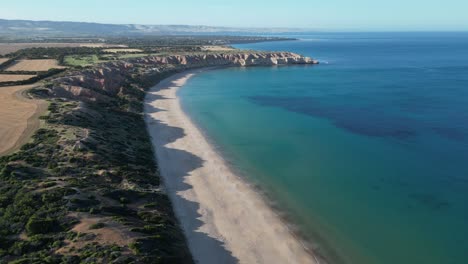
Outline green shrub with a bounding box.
[41,181,57,188]
[25,217,58,235]
[89,222,106,230]
[143,202,157,209]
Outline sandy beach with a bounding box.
[144,69,320,264]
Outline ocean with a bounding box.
[178,32,468,264]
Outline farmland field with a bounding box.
[63,55,103,66]
[109,53,161,59]
[6,59,65,71]
[117,53,151,58]
[201,45,236,51]
[0,58,9,65]
[0,43,125,55]
[0,74,36,82]
[0,85,47,156]
[103,48,143,53]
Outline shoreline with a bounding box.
[144,68,322,264]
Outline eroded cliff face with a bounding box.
[50,63,134,103]
[132,52,317,67]
[46,52,317,103]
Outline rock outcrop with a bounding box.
[46,52,317,103]
[132,52,317,67]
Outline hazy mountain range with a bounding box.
[0,19,310,37]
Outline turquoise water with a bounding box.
[179,33,468,264]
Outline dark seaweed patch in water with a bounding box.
[248,96,417,140]
[408,193,450,211]
[248,96,467,142]
[432,126,467,141]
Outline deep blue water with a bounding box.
[179,33,468,264]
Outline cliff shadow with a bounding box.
[144,91,239,264]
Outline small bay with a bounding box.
[179,32,468,264]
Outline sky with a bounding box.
[1,0,467,31]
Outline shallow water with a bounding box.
[179,32,468,264]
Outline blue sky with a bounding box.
[1,0,467,31]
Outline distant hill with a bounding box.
[0,19,309,37]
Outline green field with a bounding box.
[101,53,160,59]
[63,55,102,66]
[116,53,151,59]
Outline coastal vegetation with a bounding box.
[0,36,315,263]
[0,35,301,88]
[0,72,193,263]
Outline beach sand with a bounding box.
[144,69,319,264]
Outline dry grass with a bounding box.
[0,74,36,82]
[201,45,236,51]
[0,58,9,65]
[56,212,136,255]
[6,59,65,71]
[0,43,127,55]
[72,213,137,246]
[80,44,125,48]
[103,48,143,53]
[0,85,47,156]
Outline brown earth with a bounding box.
[0,74,36,82]
[6,59,65,71]
[0,43,126,55]
[200,45,236,51]
[103,48,143,53]
[55,212,137,255]
[0,85,47,156]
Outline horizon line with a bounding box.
[1,17,468,33]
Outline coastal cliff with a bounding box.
[44,52,317,103]
[133,52,317,66]
[0,50,318,263]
